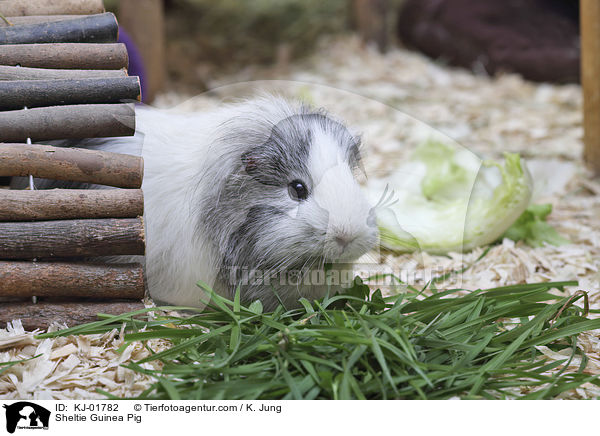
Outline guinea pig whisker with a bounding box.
[373,184,390,209]
[374,184,399,211]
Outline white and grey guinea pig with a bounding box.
[23,96,379,310]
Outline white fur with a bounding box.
[307,127,374,261]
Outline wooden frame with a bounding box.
[581,0,600,175]
[0,3,147,329]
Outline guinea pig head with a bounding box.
[238,112,378,271]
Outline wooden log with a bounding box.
[0,143,143,189]
[0,261,144,299]
[0,189,144,221]
[581,0,600,175]
[119,0,165,102]
[354,0,390,52]
[0,218,145,259]
[0,15,84,27]
[0,103,135,142]
[0,43,128,69]
[0,13,118,45]
[0,77,141,110]
[0,0,104,17]
[0,65,128,81]
[0,300,145,331]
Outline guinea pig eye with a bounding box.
[288,180,308,201]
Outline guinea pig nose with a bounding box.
[335,235,352,249]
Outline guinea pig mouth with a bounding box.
[323,238,370,262]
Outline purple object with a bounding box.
[118,28,148,102]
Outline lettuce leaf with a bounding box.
[369,140,533,254]
[502,204,569,247]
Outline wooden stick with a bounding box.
[581,0,600,175]
[0,143,143,189]
[0,77,141,110]
[0,43,128,69]
[0,0,104,17]
[0,15,84,27]
[0,189,144,221]
[0,103,135,142]
[0,65,128,81]
[354,0,389,52]
[0,261,144,299]
[119,0,165,102]
[0,300,145,331]
[0,12,118,45]
[0,218,145,259]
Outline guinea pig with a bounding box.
[20,96,379,310]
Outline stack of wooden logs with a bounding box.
[0,0,146,330]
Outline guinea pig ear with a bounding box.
[240,151,282,186]
[241,151,259,176]
[348,134,367,177]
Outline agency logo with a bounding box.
[2,402,50,434]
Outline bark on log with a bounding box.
[0,0,104,17]
[0,218,145,259]
[0,77,141,110]
[0,189,144,221]
[0,13,118,45]
[581,0,600,175]
[0,261,144,299]
[0,300,146,331]
[0,15,84,27]
[0,143,143,188]
[0,65,128,81]
[0,43,128,69]
[0,104,135,142]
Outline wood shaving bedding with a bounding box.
[0,319,170,399]
[1,35,598,399]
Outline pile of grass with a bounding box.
[40,279,600,399]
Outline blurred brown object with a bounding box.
[162,1,348,91]
[118,0,165,102]
[581,0,600,176]
[398,0,580,84]
[354,0,389,52]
